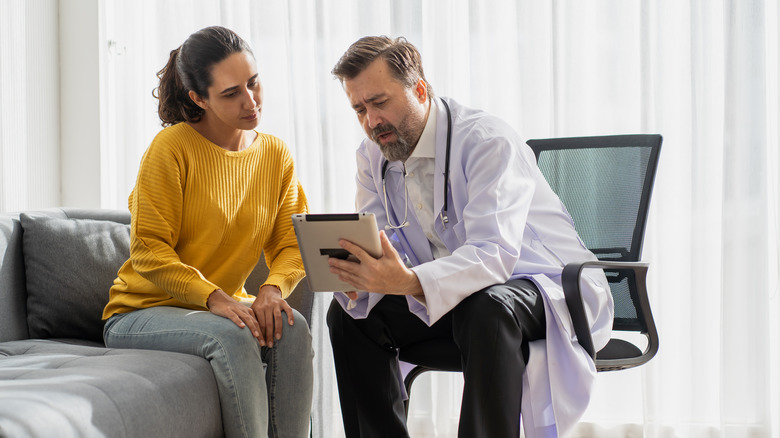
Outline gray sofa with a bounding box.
[0,208,323,437]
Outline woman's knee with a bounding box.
[276,308,313,357]
[194,312,262,357]
[283,308,311,337]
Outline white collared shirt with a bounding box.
[404,101,452,260]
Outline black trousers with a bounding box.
[327,279,546,438]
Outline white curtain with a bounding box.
[0,0,60,212]
[2,0,778,436]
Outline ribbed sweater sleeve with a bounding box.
[128,127,219,306]
[260,147,309,298]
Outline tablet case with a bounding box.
[291,213,382,292]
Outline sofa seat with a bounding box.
[0,339,222,437]
[0,208,324,437]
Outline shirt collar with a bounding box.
[408,100,437,159]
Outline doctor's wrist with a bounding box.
[402,270,423,296]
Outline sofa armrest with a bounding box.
[0,213,28,342]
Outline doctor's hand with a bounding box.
[329,230,423,296]
[251,285,294,348]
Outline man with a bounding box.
[326,36,614,438]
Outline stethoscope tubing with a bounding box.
[380,97,453,230]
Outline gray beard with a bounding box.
[372,124,416,162]
[379,137,415,162]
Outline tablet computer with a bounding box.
[291,213,382,292]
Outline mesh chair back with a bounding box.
[527,135,662,333]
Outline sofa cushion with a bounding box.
[0,339,222,437]
[20,214,130,343]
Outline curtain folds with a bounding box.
[0,0,60,212]
[1,0,777,436]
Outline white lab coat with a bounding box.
[335,97,614,437]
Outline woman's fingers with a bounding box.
[255,307,268,347]
[226,312,247,329]
[272,306,283,343]
[263,307,275,347]
[210,296,264,344]
[282,300,295,326]
[210,289,302,348]
[239,308,262,342]
[251,286,296,347]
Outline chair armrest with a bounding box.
[562,260,658,368]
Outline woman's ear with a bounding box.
[188,90,208,110]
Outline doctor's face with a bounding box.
[344,59,428,162]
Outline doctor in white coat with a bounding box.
[326,36,614,438]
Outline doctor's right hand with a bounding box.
[329,230,423,296]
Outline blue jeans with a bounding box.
[104,305,313,438]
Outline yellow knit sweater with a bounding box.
[103,123,308,319]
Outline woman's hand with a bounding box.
[250,285,295,348]
[207,288,263,343]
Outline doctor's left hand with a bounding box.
[329,230,423,296]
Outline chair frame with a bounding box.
[528,134,661,371]
[562,260,658,370]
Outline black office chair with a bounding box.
[402,134,662,415]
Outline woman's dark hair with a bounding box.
[331,36,433,98]
[154,26,253,127]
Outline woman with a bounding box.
[102,26,313,438]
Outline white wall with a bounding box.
[58,0,104,208]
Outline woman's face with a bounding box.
[196,51,263,131]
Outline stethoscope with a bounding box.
[381,98,453,230]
